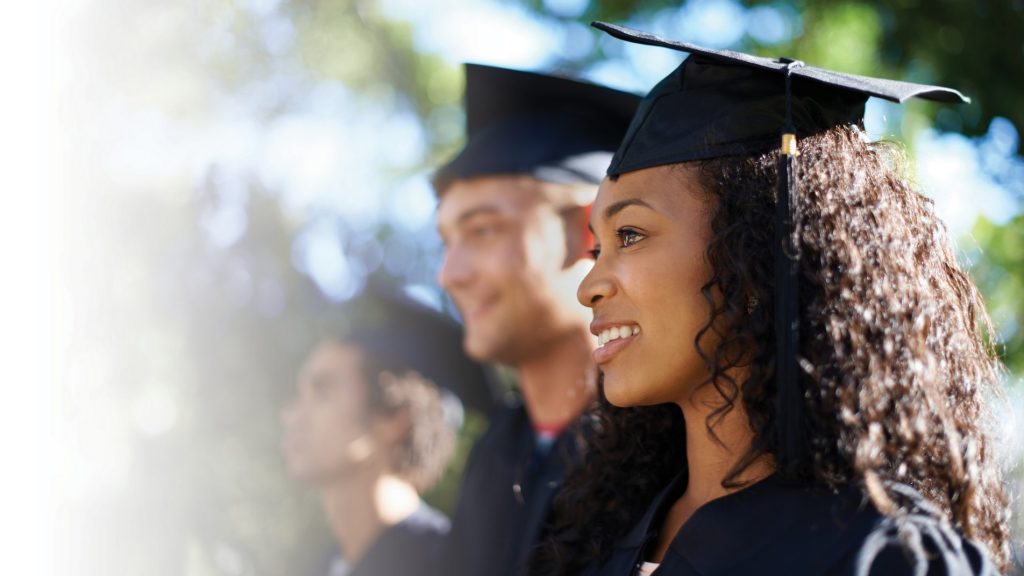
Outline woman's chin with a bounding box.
[601,368,678,408]
[601,372,643,407]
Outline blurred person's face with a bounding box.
[281,341,380,484]
[436,176,593,365]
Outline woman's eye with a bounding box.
[310,377,333,399]
[588,246,601,260]
[616,227,645,248]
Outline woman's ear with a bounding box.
[370,371,413,448]
[373,407,411,448]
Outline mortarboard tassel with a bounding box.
[775,60,806,475]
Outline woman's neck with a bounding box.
[678,389,773,503]
[648,382,774,563]
[320,470,422,566]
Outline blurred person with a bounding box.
[282,290,493,576]
[432,64,640,576]
[531,23,1011,575]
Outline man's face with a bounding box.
[436,176,593,365]
[281,341,375,484]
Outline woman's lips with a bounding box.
[592,324,640,365]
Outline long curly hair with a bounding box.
[532,124,1012,574]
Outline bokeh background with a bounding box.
[10,0,1024,574]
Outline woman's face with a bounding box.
[578,164,718,407]
[281,341,375,483]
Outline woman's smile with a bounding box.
[591,322,641,365]
[577,166,719,407]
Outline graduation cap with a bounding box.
[346,286,500,417]
[432,63,641,194]
[593,21,969,472]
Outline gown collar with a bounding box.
[617,472,856,571]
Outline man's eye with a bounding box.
[616,227,645,248]
[467,223,499,240]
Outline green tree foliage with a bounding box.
[527,0,1024,141]
[973,214,1024,375]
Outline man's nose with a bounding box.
[438,245,472,290]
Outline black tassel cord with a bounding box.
[774,59,806,474]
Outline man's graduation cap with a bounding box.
[347,286,500,416]
[432,63,641,194]
[593,21,969,472]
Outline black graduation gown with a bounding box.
[319,504,449,576]
[583,474,997,576]
[438,403,587,576]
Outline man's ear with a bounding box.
[562,203,594,267]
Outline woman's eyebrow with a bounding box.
[603,197,654,220]
[588,198,656,234]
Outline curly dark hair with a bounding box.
[532,124,1012,574]
[360,353,456,493]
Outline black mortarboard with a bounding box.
[593,22,968,174]
[347,287,500,416]
[432,63,641,194]
[593,21,969,473]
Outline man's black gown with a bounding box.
[438,402,588,576]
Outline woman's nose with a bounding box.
[281,402,300,428]
[577,259,615,308]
